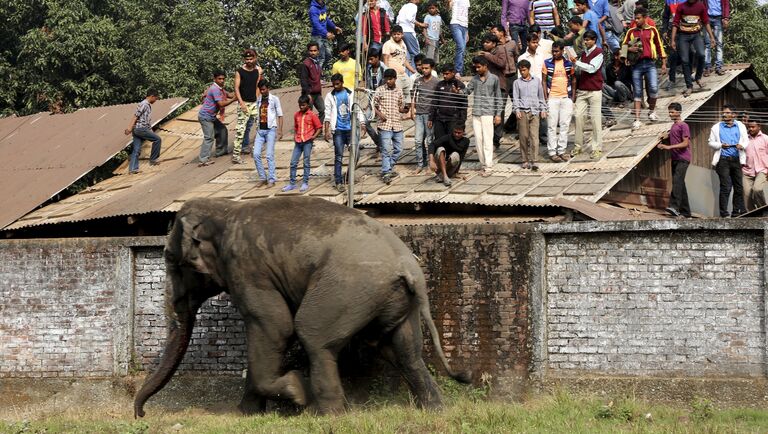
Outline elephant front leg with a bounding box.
[244,319,308,407]
[238,370,267,415]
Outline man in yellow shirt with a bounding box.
[331,43,362,89]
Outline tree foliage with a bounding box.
[0,0,766,117]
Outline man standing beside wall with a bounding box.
[742,119,768,211]
[709,104,749,217]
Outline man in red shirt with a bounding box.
[283,95,322,192]
[362,0,391,55]
[670,0,715,97]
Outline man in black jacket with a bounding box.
[299,42,325,122]
[429,123,470,186]
[429,64,468,143]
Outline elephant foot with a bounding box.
[283,370,308,407]
[238,395,267,415]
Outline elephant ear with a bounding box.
[179,216,210,274]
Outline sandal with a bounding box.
[550,155,563,162]
[198,160,215,167]
[521,162,531,170]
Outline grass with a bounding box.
[2,382,768,434]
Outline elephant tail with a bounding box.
[404,269,472,384]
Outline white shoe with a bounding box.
[632,120,642,130]
[648,111,659,121]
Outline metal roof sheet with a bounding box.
[0,98,187,229]
[5,64,761,230]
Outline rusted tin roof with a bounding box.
[5,65,760,229]
[0,98,187,229]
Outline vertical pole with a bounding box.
[348,0,365,208]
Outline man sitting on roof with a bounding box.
[429,123,469,187]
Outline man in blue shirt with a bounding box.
[708,104,749,217]
[575,0,606,48]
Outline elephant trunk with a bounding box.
[134,314,195,418]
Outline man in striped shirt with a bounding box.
[529,0,560,34]
[123,89,162,174]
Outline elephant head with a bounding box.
[134,200,229,417]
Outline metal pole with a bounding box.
[347,0,365,208]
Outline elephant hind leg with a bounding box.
[304,348,346,414]
[382,309,443,409]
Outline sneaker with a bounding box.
[521,162,530,170]
[665,207,681,217]
[682,88,692,97]
[571,146,582,157]
[550,154,563,162]
[299,183,309,192]
[632,120,642,130]
[648,111,659,122]
[198,160,215,167]
[232,155,243,164]
[590,150,602,160]
[715,68,725,76]
[282,184,297,192]
[559,153,571,162]
[382,174,392,185]
[443,177,452,187]
[335,183,346,192]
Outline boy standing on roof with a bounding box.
[124,89,162,174]
[198,71,236,167]
[513,59,547,171]
[253,81,283,187]
[374,68,410,184]
[411,58,439,173]
[232,49,264,164]
[309,0,343,71]
[460,56,503,176]
[670,0,715,97]
[623,7,666,130]
[325,74,367,192]
[283,95,322,193]
[397,0,427,74]
[423,1,443,64]
[449,0,471,76]
[657,102,691,218]
[362,0,391,54]
[331,43,362,90]
[383,26,416,103]
[430,64,467,143]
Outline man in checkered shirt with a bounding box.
[373,68,410,184]
[123,89,162,174]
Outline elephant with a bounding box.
[134,196,469,417]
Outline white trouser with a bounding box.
[472,115,495,170]
[547,97,573,156]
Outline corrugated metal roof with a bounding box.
[5,65,759,230]
[0,98,187,229]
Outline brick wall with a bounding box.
[0,239,131,378]
[544,229,766,377]
[2,220,767,389]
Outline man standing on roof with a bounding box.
[397,0,427,74]
[449,0,471,76]
[198,71,236,167]
[622,7,666,130]
[502,0,530,49]
[299,42,325,126]
[124,89,162,174]
[429,64,467,143]
[709,104,749,217]
[742,119,768,211]
[309,0,343,72]
[232,49,264,164]
[253,81,284,187]
[362,0,391,55]
[702,0,730,77]
[670,0,715,97]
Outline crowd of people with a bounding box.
[123,0,768,217]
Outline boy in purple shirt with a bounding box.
[198,70,235,166]
[657,102,691,217]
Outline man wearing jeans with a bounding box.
[396,0,426,74]
[253,81,283,187]
[198,71,235,167]
[622,7,666,130]
[670,0,715,97]
[411,59,439,173]
[374,69,410,184]
[708,104,749,217]
[324,74,366,192]
[309,0,343,72]
[124,89,162,174]
[702,0,730,76]
[502,0,529,48]
[449,0,470,76]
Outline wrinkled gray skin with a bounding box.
[134,197,469,417]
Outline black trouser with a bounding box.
[670,159,691,216]
[310,92,325,123]
[433,118,455,143]
[716,156,746,217]
[504,75,518,134]
[213,118,229,156]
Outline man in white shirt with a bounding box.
[517,33,545,81]
[449,0,470,75]
[397,0,426,75]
